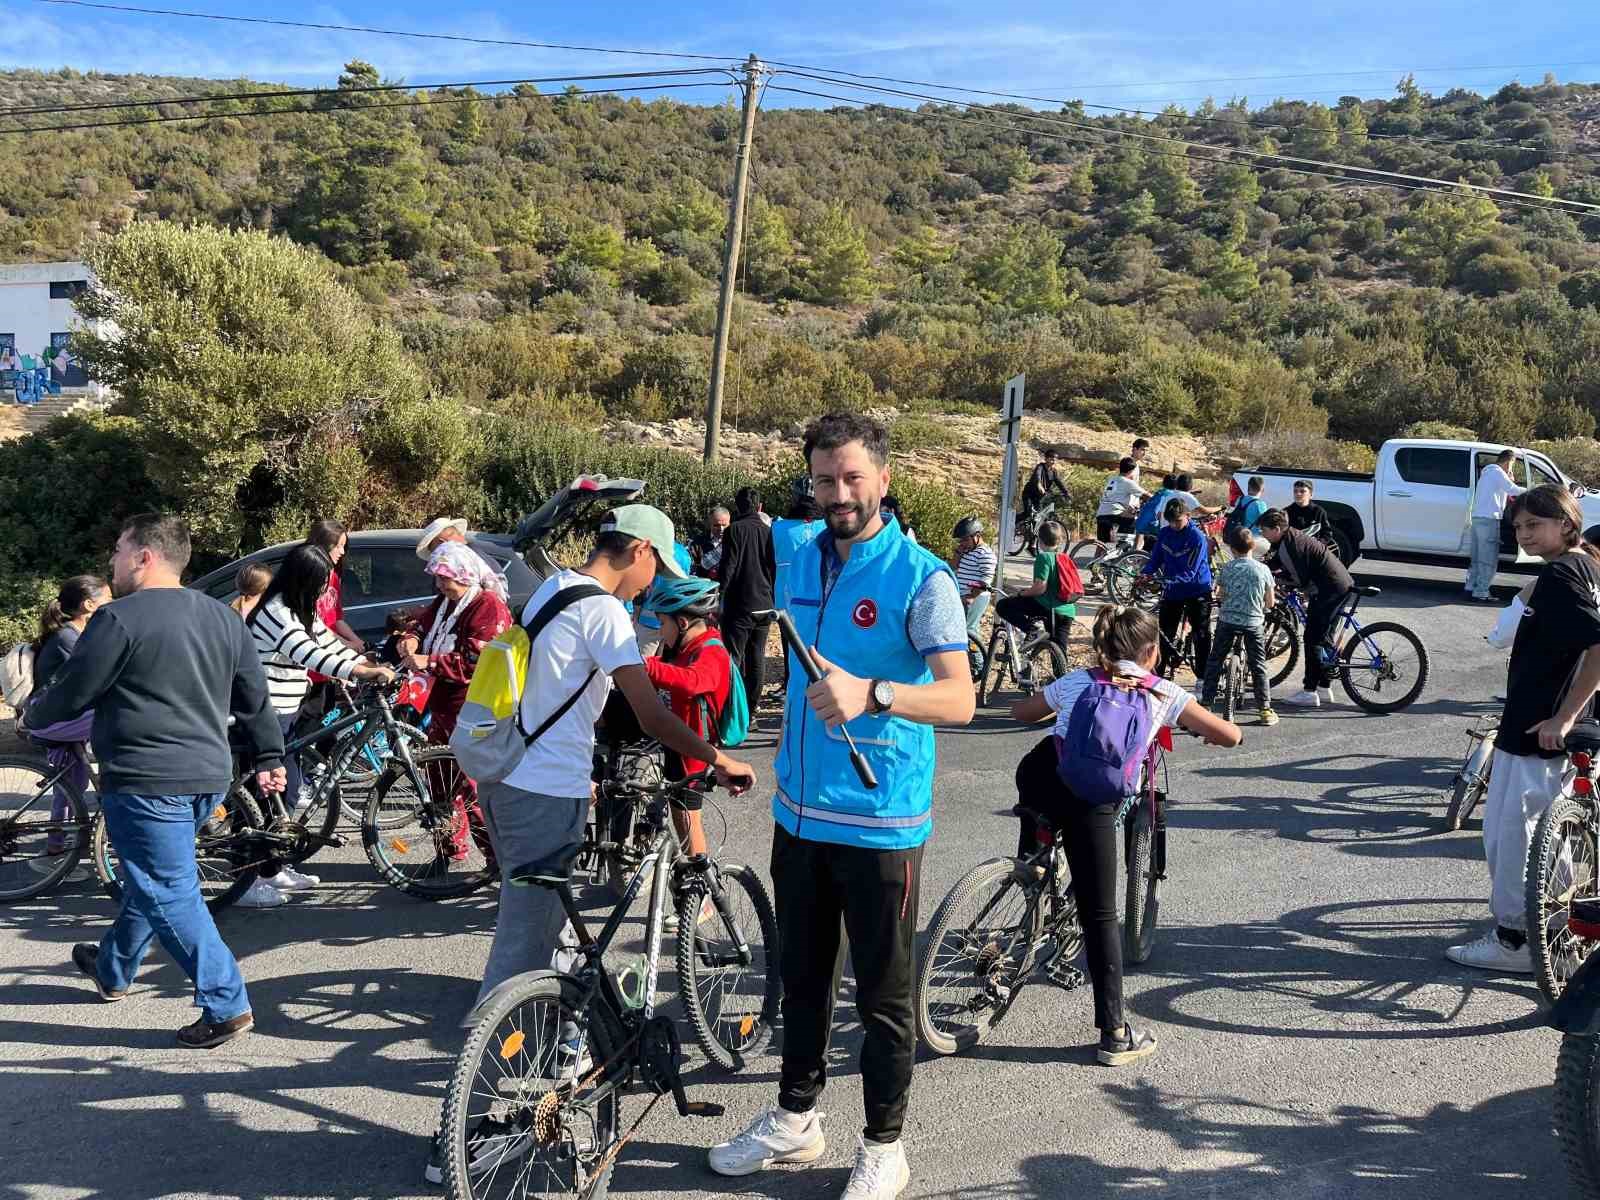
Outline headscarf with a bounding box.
[421,543,506,656]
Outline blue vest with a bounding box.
[770,518,824,609]
[774,517,952,850]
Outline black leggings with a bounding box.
[995,594,1073,660]
[1015,737,1124,1034]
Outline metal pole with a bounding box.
[703,54,763,464]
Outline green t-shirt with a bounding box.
[1033,551,1078,618]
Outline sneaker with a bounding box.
[663,895,717,933]
[236,878,288,908]
[841,1137,910,1200]
[177,1010,254,1048]
[272,865,320,892]
[71,943,127,1002]
[1258,708,1279,727]
[1284,690,1320,708]
[708,1106,827,1177]
[1316,687,1335,705]
[1445,930,1533,974]
[1098,1021,1159,1066]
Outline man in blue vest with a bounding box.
[709,413,975,1199]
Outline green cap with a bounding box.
[600,504,685,577]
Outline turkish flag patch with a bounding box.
[852,598,878,628]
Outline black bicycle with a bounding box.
[0,746,98,901]
[440,773,778,1197]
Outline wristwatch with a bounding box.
[869,678,895,715]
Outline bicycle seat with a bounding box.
[1011,802,1055,831]
[509,843,581,889]
[1355,585,1381,597]
[1567,720,1600,756]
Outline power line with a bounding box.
[26,0,739,62]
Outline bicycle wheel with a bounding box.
[93,785,264,914]
[677,862,780,1071]
[966,634,986,687]
[978,626,1010,708]
[361,746,495,901]
[1123,802,1159,965]
[915,856,1044,1056]
[0,754,88,901]
[1526,796,1600,1006]
[331,720,430,821]
[1069,539,1110,596]
[1445,734,1494,832]
[1103,552,1150,606]
[1263,612,1300,688]
[1221,653,1239,725]
[1556,1033,1600,1199]
[442,972,622,1200]
[1337,621,1429,713]
[1023,639,1070,695]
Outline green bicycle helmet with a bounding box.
[645,575,720,618]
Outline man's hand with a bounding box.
[404,652,430,673]
[806,650,871,728]
[713,751,756,795]
[1530,713,1577,754]
[256,766,288,794]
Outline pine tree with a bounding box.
[1144,154,1200,216]
[804,202,873,305]
[1292,104,1339,158]
[1338,101,1369,149]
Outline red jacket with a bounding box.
[408,590,512,738]
[644,628,732,777]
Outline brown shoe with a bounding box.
[72,943,127,1002]
[177,1011,254,1049]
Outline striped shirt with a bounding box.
[249,594,362,716]
[955,544,997,596]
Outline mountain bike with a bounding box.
[1217,634,1250,723]
[1271,586,1428,712]
[974,600,1074,706]
[440,772,777,1198]
[914,739,1170,1055]
[1445,715,1497,832]
[1525,721,1600,1006]
[1009,498,1061,556]
[0,746,97,901]
[1067,534,1147,601]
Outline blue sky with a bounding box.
[3,0,1600,114]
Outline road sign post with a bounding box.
[995,374,1025,590]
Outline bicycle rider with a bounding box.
[1095,456,1149,544]
[1258,507,1354,710]
[1020,447,1070,537]
[994,520,1077,660]
[1140,499,1214,681]
[1134,473,1180,550]
[953,516,998,637]
[1010,605,1240,1066]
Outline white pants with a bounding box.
[1467,516,1501,596]
[1482,749,1565,931]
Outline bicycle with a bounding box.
[440,771,778,1197]
[1268,586,1428,712]
[1067,533,1148,602]
[1525,721,1600,1006]
[1445,715,1497,832]
[914,740,1170,1055]
[1009,498,1062,557]
[0,745,98,901]
[1217,634,1249,724]
[973,594,1074,707]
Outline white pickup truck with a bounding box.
[1230,438,1600,567]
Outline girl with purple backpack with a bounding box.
[1010,605,1240,1065]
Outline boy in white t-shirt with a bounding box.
[1010,606,1239,1068]
[1095,457,1149,542]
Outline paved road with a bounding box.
[0,559,1570,1199]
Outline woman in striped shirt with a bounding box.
[243,544,394,906]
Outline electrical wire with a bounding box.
[25,0,739,61]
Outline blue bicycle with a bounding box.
[1267,585,1429,713]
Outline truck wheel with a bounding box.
[1328,525,1356,566]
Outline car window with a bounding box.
[342,547,433,607]
[1395,447,1469,488]
[1474,450,1522,487]
[1528,456,1560,489]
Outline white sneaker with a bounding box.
[272,865,320,892]
[842,1137,910,1200]
[237,878,288,908]
[1284,690,1320,708]
[1445,930,1533,974]
[1316,687,1335,705]
[708,1106,826,1177]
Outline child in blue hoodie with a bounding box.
[1140,497,1214,679]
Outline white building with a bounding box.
[0,260,105,394]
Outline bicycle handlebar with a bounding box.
[766,609,878,791]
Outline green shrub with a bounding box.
[1401,421,1478,440]
[1532,438,1600,487]
[890,415,963,453]
[890,475,968,560]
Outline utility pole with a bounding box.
[703,54,763,465]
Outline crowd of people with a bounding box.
[13,409,1598,1200]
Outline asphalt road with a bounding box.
[0,557,1571,1200]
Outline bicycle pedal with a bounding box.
[1045,960,1086,991]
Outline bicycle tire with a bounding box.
[1124,803,1159,965]
[1263,612,1300,688]
[442,972,621,1200]
[1103,552,1151,607]
[979,626,1010,708]
[1556,1033,1600,1199]
[361,746,496,901]
[0,754,89,901]
[967,634,986,687]
[1445,735,1494,832]
[93,785,264,914]
[1069,539,1110,596]
[1337,620,1429,713]
[915,856,1044,1056]
[1526,795,1600,1007]
[676,862,780,1071]
[332,720,430,820]
[1222,653,1239,725]
[1023,640,1070,695]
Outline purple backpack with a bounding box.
[1055,669,1156,806]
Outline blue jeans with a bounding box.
[964,591,991,635]
[96,791,250,1024]
[1468,516,1501,596]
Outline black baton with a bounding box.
[768,609,878,790]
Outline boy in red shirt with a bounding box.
[642,576,732,857]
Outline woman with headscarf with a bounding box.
[402,542,513,863]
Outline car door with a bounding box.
[1381,446,1471,553]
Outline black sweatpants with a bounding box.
[771,823,922,1143]
[995,594,1073,661]
[1015,736,1124,1034]
[720,612,772,712]
[1302,588,1349,690]
[1158,593,1212,680]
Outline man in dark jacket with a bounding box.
[719,487,778,713]
[1260,507,1354,709]
[26,513,285,1049]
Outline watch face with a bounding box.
[874,680,894,711]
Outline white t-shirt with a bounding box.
[503,569,644,799]
[1473,463,1524,520]
[1097,474,1144,518]
[1042,664,1191,750]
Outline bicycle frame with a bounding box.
[260,690,424,825]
